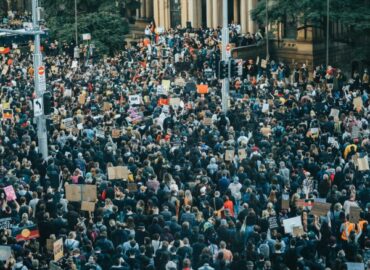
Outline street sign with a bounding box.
[33,98,43,117]
[37,66,46,91]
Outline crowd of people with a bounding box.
[0,15,370,270]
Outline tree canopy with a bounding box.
[42,0,140,55]
[251,0,370,60]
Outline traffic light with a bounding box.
[219,60,229,79]
[43,92,53,115]
[230,59,239,78]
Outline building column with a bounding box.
[165,0,171,29]
[145,0,153,19]
[233,0,239,24]
[188,0,196,28]
[181,0,188,27]
[212,0,219,28]
[240,0,248,33]
[154,0,160,26]
[206,0,213,28]
[196,0,203,28]
[247,0,256,33]
[140,0,145,18]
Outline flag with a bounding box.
[13,225,40,242]
[0,47,10,54]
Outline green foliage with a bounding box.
[251,0,370,60]
[42,0,140,55]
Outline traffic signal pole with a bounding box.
[221,0,229,113]
[32,0,48,160]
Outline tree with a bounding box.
[251,0,370,60]
[42,0,140,55]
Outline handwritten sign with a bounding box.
[4,186,16,201]
[268,216,279,229]
[311,202,331,216]
[65,185,97,202]
[349,206,362,223]
[283,216,303,234]
[81,201,95,212]
[108,166,130,180]
[238,149,247,160]
[358,156,369,171]
[225,150,235,161]
[0,218,12,230]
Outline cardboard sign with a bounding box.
[103,102,112,111]
[349,206,362,223]
[197,84,209,94]
[311,202,331,216]
[283,216,303,234]
[358,156,369,171]
[281,193,290,209]
[353,97,363,111]
[108,166,130,180]
[81,201,95,212]
[96,129,105,138]
[64,89,72,97]
[4,186,16,201]
[292,226,305,237]
[310,128,319,139]
[112,129,121,138]
[225,150,235,161]
[0,246,11,261]
[174,77,185,87]
[2,109,13,120]
[65,185,97,202]
[53,238,64,262]
[203,118,213,126]
[268,216,279,229]
[238,149,247,160]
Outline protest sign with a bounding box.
[203,118,213,126]
[78,94,86,105]
[108,166,130,180]
[46,238,55,251]
[281,193,290,209]
[61,118,74,130]
[292,226,305,237]
[4,186,16,201]
[112,129,121,138]
[81,201,95,212]
[170,98,181,107]
[127,183,138,192]
[1,65,8,75]
[65,185,97,202]
[349,206,362,223]
[311,202,331,216]
[262,103,269,113]
[0,218,11,230]
[261,59,267,69]
[346,263,365,270]
[197,84,209,94]
[268,216,279,230]
[283,216,303,234]
[358,156,369,171]
[351,126,360,139]
[238,149,247,160]
[330,108,339,120]
[0,246,11,261]
[353,97,363,111]
[129,95,141,105]
[225,150,234,161]
[162,80,171,92]
[53,238,64,262]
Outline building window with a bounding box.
[284,21,297,39]
[170,0,181,28]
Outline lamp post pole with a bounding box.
[221,0,229,112]
[326,0,330,67]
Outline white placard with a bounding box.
[129,95,141,105]
[33,98,43,117]
[283,216,303,234]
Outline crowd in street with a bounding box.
[0,16,370,270]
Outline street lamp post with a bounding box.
[74,0,80,59]
[221,0,229,113]
[326,0,330,67]
[32,0,48,160]
[265,0,269,59]
[0,0,48,160]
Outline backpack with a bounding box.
[258,241,270,259]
